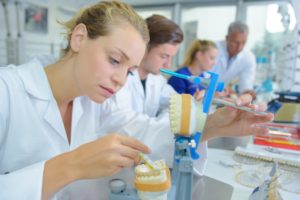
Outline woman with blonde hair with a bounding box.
[168,39,218,95]
[0,1,150,199]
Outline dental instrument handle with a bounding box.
[139,153,159,171]
[212,98,269,115]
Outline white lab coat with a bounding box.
[0,59,207,200]
[100,70,208,175]
[211,40,256,93]
[113,70,172,117]
[0,59,139,200]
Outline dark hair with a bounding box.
[145,14,183,50]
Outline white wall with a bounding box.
[245,5,268,50]
[182,6,236,41]
[0,0,75,65]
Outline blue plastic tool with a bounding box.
[160,69,224,113]
[160,68,201,84]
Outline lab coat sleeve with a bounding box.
[0,162,47,200]
[157,77,177,117]
[98,101,175,165]
[238,52,256,93]
[98,99,208,175]
[0,78,51,200]
[0,77,8,144]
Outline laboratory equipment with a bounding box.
[109,69,225,200]
[134,160,171,200]
[248,162,283,200]
[165,69,225,200]
[161,68,269,116]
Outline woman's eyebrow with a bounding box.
[114,47,129,60]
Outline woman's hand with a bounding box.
[242,90,257,100]
[193,89,233,101]
[194,89,205,101]
[202,94,274,141]
[42,134,149,199]
[70,134,150,179]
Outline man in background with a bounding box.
[210,21,257,150]
[212,21,256,99]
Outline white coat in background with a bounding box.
[100,70,208,175]
[211,40,256,93]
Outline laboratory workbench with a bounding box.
[204,148,300,200]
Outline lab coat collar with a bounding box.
[18,59,69,142]
[131,69,139,77]
[222,40,242,61]
[131,69,156,86]
[219,41,238,70]
[17,58,52,101]
[130,69,145,98]
[146,73,158,86]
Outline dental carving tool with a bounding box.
[139,153,159,171]
[213,98,269,115]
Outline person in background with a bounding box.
[99,15,273,177]
[0,1,150,199]
[209,22,259,150]
[168,39,218,95]
[99,14,199,171]
[211,21,257,99]
[116,14,182,118]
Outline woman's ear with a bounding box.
[70,23,88,53]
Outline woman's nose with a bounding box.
[164,58,172,68]
[112,68,127,88]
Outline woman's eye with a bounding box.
[110,57,120,65]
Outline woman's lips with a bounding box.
[99,86,115,98]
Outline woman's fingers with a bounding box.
[194,90,205,101]
[251,124,270,135]
[120,135,150,154]
[243,90,257,100]
[115,156,135,168]
[235,93,252,106]
[254,113,274,122]
[69,134,151,179]
[119,145,140,161]
[255,102,268,112]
